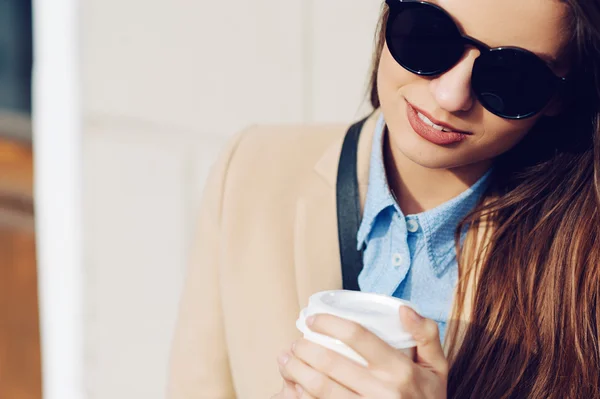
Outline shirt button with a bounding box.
[406,219,419,233]
[392,253,403,267]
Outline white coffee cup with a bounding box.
[296,290,418,366]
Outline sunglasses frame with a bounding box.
[384,0,568,119]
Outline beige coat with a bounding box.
[167,110,476,399]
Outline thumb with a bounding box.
[399,306,448,375]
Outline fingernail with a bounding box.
[278,352,290,365]
[404,306,423,323]
[411,309,424,322]
[291,341,297,352]
[296,384,304,395]
[306,316,315,326]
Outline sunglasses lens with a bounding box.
[387,3,464,75]
[473,49,559,118]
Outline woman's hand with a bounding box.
[277,307,448,398]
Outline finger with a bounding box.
[278,351,360,398]
[307,314,413,369]
[282,379,299,399]
[270,379,298,399]
[292,338,388,397]
[278,354,301,398]
[296,385,317,399]
[399,307,448,375]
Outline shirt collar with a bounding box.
[357,114,395,249]
[417,170,490,274]
[356,114,491,274]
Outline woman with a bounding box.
[168,0,600,397]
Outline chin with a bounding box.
[402,150,467,170]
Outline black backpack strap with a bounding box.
[336,117,368,291]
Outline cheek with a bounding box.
[469,117,539,159]
[377,44,417,100]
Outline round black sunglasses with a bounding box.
[385,0,567,119]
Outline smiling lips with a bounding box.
[405,101,471,145]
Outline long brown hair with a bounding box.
[367,2,600,398]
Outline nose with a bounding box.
[429,49,479,113]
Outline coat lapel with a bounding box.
[293,111,381,306]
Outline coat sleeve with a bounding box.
[167,131,248,399]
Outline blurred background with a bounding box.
[0,1,382,398]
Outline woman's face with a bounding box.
[378,0,571,171]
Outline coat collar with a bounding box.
[293,110,381,306]
[313,110,381,206]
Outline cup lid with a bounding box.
[301,290,418,349]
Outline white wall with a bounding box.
[79,1,382,398]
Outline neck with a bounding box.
[384,132,492,215]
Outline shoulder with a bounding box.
[227,123,348,170]
[199,123,351,219]
[215,123,349,190]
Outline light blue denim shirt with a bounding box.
[357,115,491,341]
